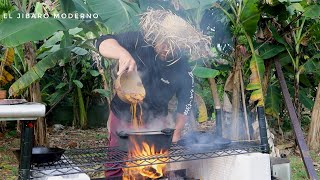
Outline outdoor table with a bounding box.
[0,101,46,180]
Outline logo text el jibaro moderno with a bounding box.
[3,13,99,19]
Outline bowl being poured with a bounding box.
[115,71,146,104]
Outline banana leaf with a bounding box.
[87,0,141,32]
[0,12,82,47]
[9,48,71,96]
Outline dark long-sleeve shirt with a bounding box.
[96,32,194,123]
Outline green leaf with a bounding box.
[193,67,219,78]
[87,0,141,32]
[73,80,83,88]
[265,84,281,118]
[35,2,44,15]
[241,0,261,37]
[299,88,314,110]
[92,89,110,98]
[278,52,291,66]
[69,27,83,35]
[269,26,287,45]
[183,0,216,27]
[47,89,67,106]
[259,44,286,59]
[59,0,76,13]
[287,3,304,15]
[72,0,90,14]
[300,59,320,74]
[90,70,100,77]
[309,23,320,43]
[56,82,67,89]
[72,47,88,55]
[0,12,82,47]
[42,32,64,48]
[303,5,320,18]
[310,53,320,60]
[9,48,71,96]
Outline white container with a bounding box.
[168,152,271,180]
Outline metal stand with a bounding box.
[19,121,34,180]
[257,106,269,153]
[215,108,222,137]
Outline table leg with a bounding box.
[257,107,269,153]
[19,121,34,180]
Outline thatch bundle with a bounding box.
[139,9,213,61]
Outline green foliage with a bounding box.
[87,0,141,32]
[0,12,82,47]
[303,5,320,18]
[73,80,83,88]
[265,83,281,118]
[9,48,72,96]
[193,66,219,78]
[299,88,314,110]
[0,0,14,21]
[258,44,286,59]
[240,0,261,37]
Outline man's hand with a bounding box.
[172,113,188,143]
[172,130,182,143]
[118,51,137,75]
[98,38,137,75]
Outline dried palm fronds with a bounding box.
[139,9,213,61]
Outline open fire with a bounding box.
[123,137,169,180]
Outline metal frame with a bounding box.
[3,104,269,179]
[29,142,264,179]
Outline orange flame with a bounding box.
[123,138,168,180]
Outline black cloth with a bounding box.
[95,31,194,123]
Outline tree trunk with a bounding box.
[208,78,221,108]
[24,42,47,146]
[231,61,242,140]
[307,82,320,151]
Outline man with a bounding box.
[95,9,211,177]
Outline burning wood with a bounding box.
[123,138,168,180]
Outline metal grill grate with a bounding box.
[29,142,264,178]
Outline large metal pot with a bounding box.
[116,128,175,152]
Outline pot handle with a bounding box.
[117,131,128,138]
[161,128,175,135]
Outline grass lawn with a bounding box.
[289,151,320,180]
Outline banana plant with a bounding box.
[265,1,320,119]
[213,0,262,140]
